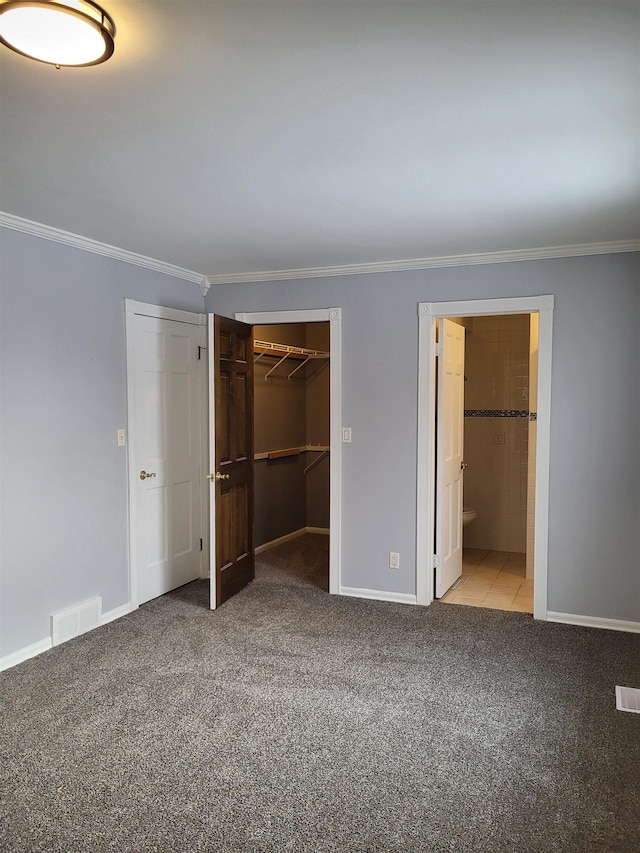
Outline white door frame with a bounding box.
[416,296,554,620]
[233,308,342,596]
[124,299,207,610]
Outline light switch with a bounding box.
[117,429,126,447]
[342,427,352,443]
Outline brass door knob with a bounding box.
[460,461,468,470]
[139,470,157,480]
[207,472,230,481]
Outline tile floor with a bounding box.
[440,549,533,613]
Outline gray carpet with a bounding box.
[1,534,638,852]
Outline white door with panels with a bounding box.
[435,318,466,597]
[129,310,205,605]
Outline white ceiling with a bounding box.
[1,1,639,281]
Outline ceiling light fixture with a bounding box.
[0,0,115,67]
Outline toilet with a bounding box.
[462,507,477,526]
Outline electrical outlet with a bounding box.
[492,432,505,445]
[389,552,400,569]
[117,428,126,447]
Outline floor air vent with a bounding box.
[51,597,101,646]
[615,686,640,714]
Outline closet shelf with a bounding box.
[254,444,330,462]
[254,340,330,380]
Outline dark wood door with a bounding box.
[214,315,255,605]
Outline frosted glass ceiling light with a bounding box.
[0,0,115,67]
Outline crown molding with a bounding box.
[3,212,636,289]
[0,212,205,286]
[205,239,640,286]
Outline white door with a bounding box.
[435,318,465,597]
[130,313,205,605]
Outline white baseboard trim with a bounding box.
[255,527,307,555]
[547,611,640,634]
[0,637,52,672]
[255,526,330,554]
[0,601,135,673]
[101,602,135,626]
[340,586,417,606]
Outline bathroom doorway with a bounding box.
[416,296,554,621]
[440,313,536,613]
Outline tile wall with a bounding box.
[462,314,530,553]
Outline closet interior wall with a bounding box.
[253,323,330,548]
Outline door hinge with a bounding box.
[434,341,442,357]
[200,538,203,551]
[432,555,440,570]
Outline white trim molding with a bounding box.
[5,211,635,290]
[340,587,417,606]
[0,212,205,286]
[101,602,135,626]
[416,296,554,623]
[419,295,555,317]
[205,241,640,285]
[547,612,640,634]
[0,601,135,672]
[0,637,52,672]
[125,298,207,324]
[236,308,338,324]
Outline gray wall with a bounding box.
[0,229,204,658]
[1,231,638,661]
[206,252,640,622]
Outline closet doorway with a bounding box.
[208,308,343,601]
[253,323,330,568]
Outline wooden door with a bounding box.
[131,313,204,605]
[209,315,255,607]
[435,318,465,597]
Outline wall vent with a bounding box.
[51,597,102,647]
[615,686,640,714]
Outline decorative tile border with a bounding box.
[464,409,529,418]
[529,412,537,421]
